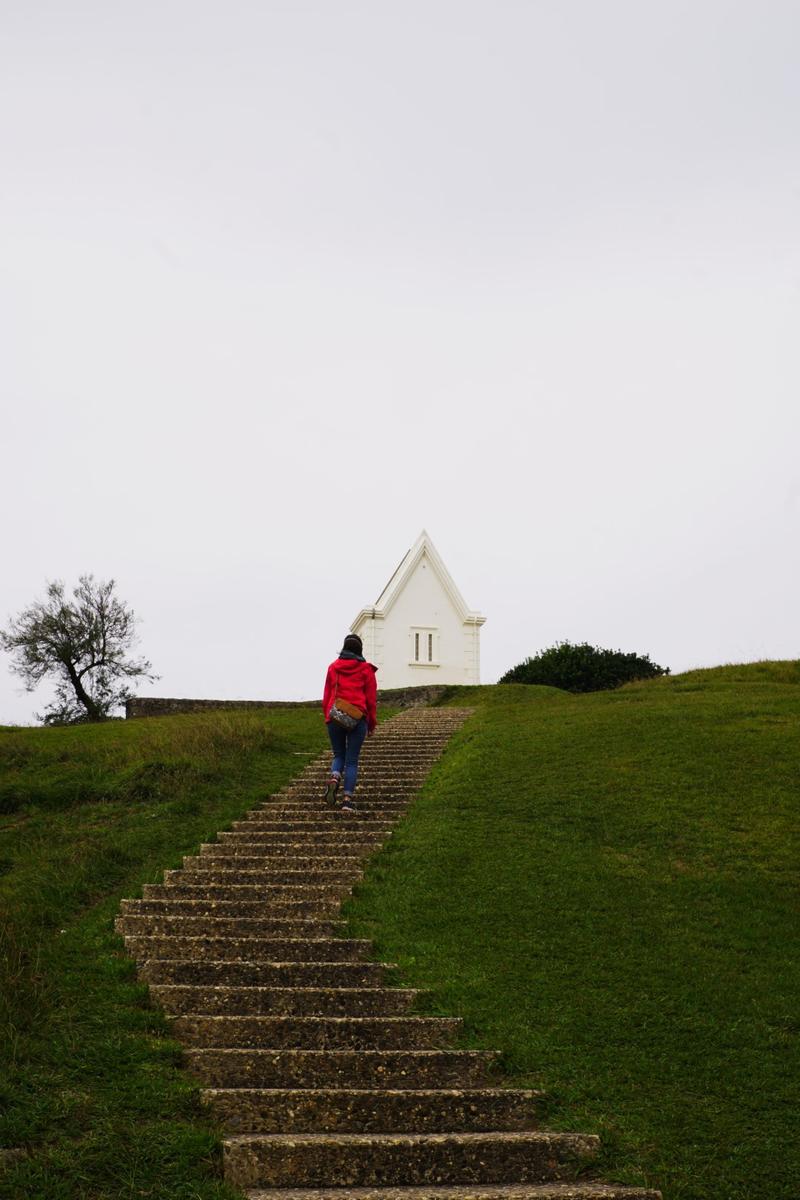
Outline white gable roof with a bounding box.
[352,530,486,628]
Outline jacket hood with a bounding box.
[333,656,377,675]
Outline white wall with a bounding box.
[355,550,482,689]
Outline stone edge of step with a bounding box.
[242,1188,662,1200]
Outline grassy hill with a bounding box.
[1,665,797,1198]
[0,709,333,1199]
[344,663,800,1200]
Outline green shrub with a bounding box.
[499,640,668,692]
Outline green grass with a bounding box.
[0,708,338,1199]
[344,664,800,1200]
[3,671,798,1198]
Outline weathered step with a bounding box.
[243,1186,663,1200]
[204,1086,544,1133]
[253,801,410,811]
[272,785,413,792]
[255,801,407,811]
[367,742,459,748]
[162,868,361,886]
[243,811,399,821]
[124,936,371,961]
[247,819,398,829]
[121,898,341,919]
[144,884,350,902]
[206,834,386,847]
[186,853,366,869]
[241,817,399,828]
[171,1015,462,1049]
[115,915,347,937]
[185,1048,497,1088]
[258,794,410,804]
[269,788,416,799]
[151,986,419,1016]
[215,830,388,840]
[265,779,419,789]
[368,734,463,740]
[138,960,394,987]
[285,779,425,790]
[215,830,383,849]
[244,818,400,829]
[220,830,387,845]
[223,1130,599,1189]
[360,747,458,754]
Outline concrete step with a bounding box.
[215,830,388,849]
[139,960,394,987]
[243,1186,662,1200]
[205,842,385,859]
[150,985,419,1016]
[171,1014,462,1049]
[357,750,458,756]
[243,819,401,830]
[204,1087,544,1133]
[162,868,361,886]
[290,773,428,783]
[115,915,347,937]
[277,791,418,802]
[222,1130,599,1189]
[283,786,420,794]
[185,1048,498,1089]
[156,875,359,894]
[226,830,393,840]
[272,770,426,779]
[241,816,401,827]
[144,884,351,902]
[123,935,371,962]
[257,799,411,809]
[121,898,342,919]
[308,758,433,765]
[253,804,409,814]
[185,853,366,870]
[256,816,404,826]
[257,794,412,805]
[269,789,416,800]
[219,830,388,845]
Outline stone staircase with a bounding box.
[118,708,661,1200]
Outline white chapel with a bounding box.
[351,531,486,690]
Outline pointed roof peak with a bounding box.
[352,530,483,626]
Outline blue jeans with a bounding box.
[327,717,368,796]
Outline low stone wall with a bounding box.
[125,685,450,720]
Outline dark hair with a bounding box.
[341,633,363,655]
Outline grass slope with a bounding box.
[0,709,334,1199]
[344,666,800,1200]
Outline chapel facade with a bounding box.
[351,530,486,690]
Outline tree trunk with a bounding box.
[64,660,102,720]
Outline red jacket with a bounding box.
[323,656,378,732]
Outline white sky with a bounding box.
[2,1,799,724]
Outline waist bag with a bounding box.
[329,696,364,730]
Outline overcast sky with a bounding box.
[2,1,798,724]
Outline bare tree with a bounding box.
[1,575,158,724]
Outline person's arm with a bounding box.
[322,666,335,721]
[364,667,377,733]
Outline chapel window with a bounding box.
[411,627,438,665]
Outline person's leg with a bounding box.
[326,722,346,803]
[341,719,368,800]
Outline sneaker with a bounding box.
[323,775,341,808]
[340,795,357,815]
